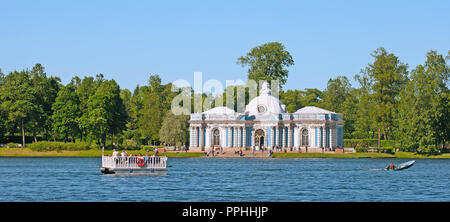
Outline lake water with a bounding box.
[0,157,449,202]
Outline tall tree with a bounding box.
[0,68,6,143]
[76,75,103,141]
[300,88,322,107]
[122,85,144,144]
[159,109,190,147]
[138,74,177,145]
[397,50,449,153]
[139,79,163,145]
[237,42,294,89]
[29,64,61,142]
[321,76,352,112]
[0,70,37,147]
[83,79,127,146]
[280,89,303,113]
[353,72,376,139]
[51,85,81,141]
[361,47,408,147]
[321,76,357,138]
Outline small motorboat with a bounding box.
[385,160,415,171]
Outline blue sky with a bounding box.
[1,0,449,91]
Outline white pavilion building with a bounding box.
[188,82,344,152]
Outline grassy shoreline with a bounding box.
[1,148,450,159]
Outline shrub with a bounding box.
[28,141,91,152]
[6,142,20,148]
[344,139,378,148]
[123,139,138,149]
[356,147,394,154]
[417,144,439,155]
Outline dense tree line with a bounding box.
[0,43,448,154]
[276,47,449,154]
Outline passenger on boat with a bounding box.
[112,149,119,164]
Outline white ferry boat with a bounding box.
[100,149,168,175]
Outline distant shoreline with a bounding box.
[1,148,450,159]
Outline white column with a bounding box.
[251,130,255,148]
[243,127,246,148]
[227,126,232,148]
[234,127,239,147]
[199,126,204,148]
[312,127,316,148]
[192,127,195,147]
[189,127,193,147]
[231,127,235,147]
[221,127,226,147]
[293,127,297,148]
[323,126,327,148]
[275,127,279,147]
[193,127,197,147]
[287,126,292,148]
[330,126,335,150]
[206,127,211,148]
[237,127,241,147]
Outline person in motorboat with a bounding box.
[386,162,395,170]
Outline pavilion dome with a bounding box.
[294,106,335,114]
[245,82,286,115]
[203,106,235,115]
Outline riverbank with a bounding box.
[0,148,204,158]
[1,148,450,159]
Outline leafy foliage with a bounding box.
[0,46,448,155]
[238,42,294,88]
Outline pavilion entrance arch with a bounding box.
[254,129,265,149]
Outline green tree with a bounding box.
[123,85,144,144]
[360,47,408,147]
[76,75,103,141]
[0,70,37,147]
[0,68,6,142]
[320,76,357,138]
[321,76,352,112]
[83,79,127,146]
[397,50,449,153]
[29,64,61,142]
[237,42,294,88]
[159,108,190,147]
[51,85,81,142]
[280,89,303,113]
[353,73,376,139]
[300,88,322,107]
[139,77,163,144]
[138,74,178,145]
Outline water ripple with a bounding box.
[1,157,449,201]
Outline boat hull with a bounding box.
[385,160,415,171]
[101,167,168,175]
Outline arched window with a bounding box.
[213,129,220,146]
[301,129,309,146]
